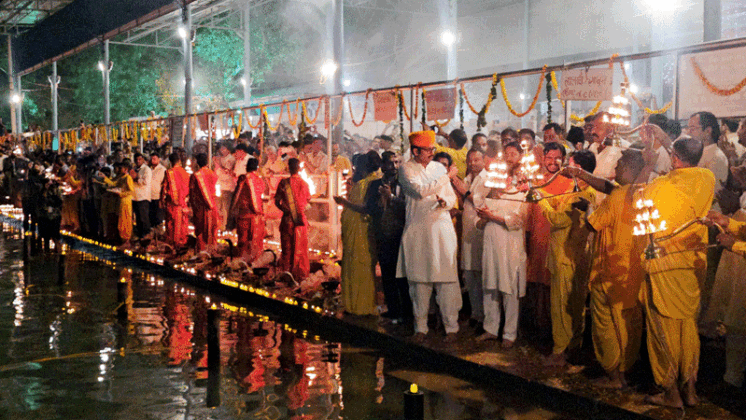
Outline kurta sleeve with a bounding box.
[538,199,572,229]
[399,163,449,199]
[502,202,527,231]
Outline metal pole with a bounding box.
[332,0,344,146]
[242,2,251,107]
[7,35,17,137]
[183,3,194,154]
[703,0,721,42]
[50,62,59,132]
[15,74,22,135]
[103,40,111,127]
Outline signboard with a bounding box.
[169,116,184,147]
[425,88,456,120]
[374,91,397,121]
[560,68,613,101]
[677,45,746,119]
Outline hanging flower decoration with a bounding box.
[243,109,262,130]
[331,94,345,127]
[412,83,422,121]
[501,66,546,118]
[324,96,331,130]
[348,89,372,127]
[261,105,281,132]
[619,62,673,114]
[421,90,427,126]
[458,87,465,130]
[302,96,324,125]
[285,99,300,126]
[477,74,499,130]
[396,90,406,144]
[545,73,553,124]
[690,56,746,96]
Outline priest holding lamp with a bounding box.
[397,130,461,344]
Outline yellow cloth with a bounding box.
[538,186,596,354]
[340,171,381,315]
[642,276,700,388]
[591,281,643,372]
[726,217,746,257]
[333,155,352,173]
[641,168,714,389]
[434,144,468,179]
[586,184,645,373]
[106,174,135,242]
[642,168,714,319]
[587,184,646,309]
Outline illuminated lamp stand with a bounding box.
[404,383,424,420]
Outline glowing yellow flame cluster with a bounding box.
[484,154,509,189]
[633,197,667,236]
[520,141,543,183]
[604,95,631,127]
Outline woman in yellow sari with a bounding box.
[60,165,83,232]
[334,152,381,316]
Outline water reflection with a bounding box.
[0,225,561,419]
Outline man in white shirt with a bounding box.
[451,149,489,331]
[214,143,237,230]
[300,135,330,175]
[690,112,729,191]
[397,130,461,343]
[149,153,167,229]
[233,144,252,179]
[131,152,153,239]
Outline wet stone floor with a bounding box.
[0,230,576,420]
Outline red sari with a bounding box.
[189,167,219,251]
[161,165,190,248]
[274,174,311,280]
[232,172,266,260]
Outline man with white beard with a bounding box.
[397,130,461,343]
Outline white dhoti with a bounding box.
[409,282,463,334]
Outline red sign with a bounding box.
[425,88,456,120]
[374,91,397,122]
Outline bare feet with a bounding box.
[475,332,499,342]
[502,339,515,349]
[645,389,684,409]
[682,378,699,407]
[593,370,626,389]
[443,332,458,343]
[410,332,427,344]
[542,352,567,367]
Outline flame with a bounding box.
[299,162,316,195]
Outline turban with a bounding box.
[409,131,436,148]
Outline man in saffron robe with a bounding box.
[274,158,311,280]
[189,153,219,251]
[104,162,135,245]
[232,158,266,261]
[640,137,714,408]
[161,152,190,249]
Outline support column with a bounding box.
[15,74,22,135]
[446,0,457,80]
[49,62,59,132]
[7,35,17,137]
[242,2,251,108]
[703,0,721,42]
[332,0,344,144]
[103,40,111,127]
[183,3,194,153]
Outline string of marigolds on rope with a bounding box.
[459,87,465,130]
[348,89,372,127]
[302,96,324,125]
[397,90,406,145]
[619,62,672,114]
[285,100,300,126]
[476,74,499,131]
[545,73,553,124]
[261,105,282,132]
[412,83,422,121]
[421,90,427,126]
[331,95,345,127]
[691,56,746,96]
[501,65,546,119]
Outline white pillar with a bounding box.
[183,3,194,153]
[242,2,251,108]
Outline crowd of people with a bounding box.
[2,108,745,410]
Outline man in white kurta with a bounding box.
[459,150,490,327]
[479,190,527,346]
[397,131,461,342]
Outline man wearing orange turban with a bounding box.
[397,131,462,343]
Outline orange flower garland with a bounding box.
[348,89,372,127]
[691,56,746,96]
[302,96,324,125]
[243,109,262,130]
[501,66,547,118]
[619,62,672,114]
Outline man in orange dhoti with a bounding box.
[189,153,219,251]
[274,158,311,280]
[232,158,266,261]
[161,152,190,249]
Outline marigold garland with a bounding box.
[690,56,746,96]
[261,105,282,132]
[348,89,372,127]
[459,74,497,116]
[394,87,411,121]
[285,99,300,126]
[243,109,262,130]
[501,66,546,118]
[619,62,673,114]
[302,96,324,125]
